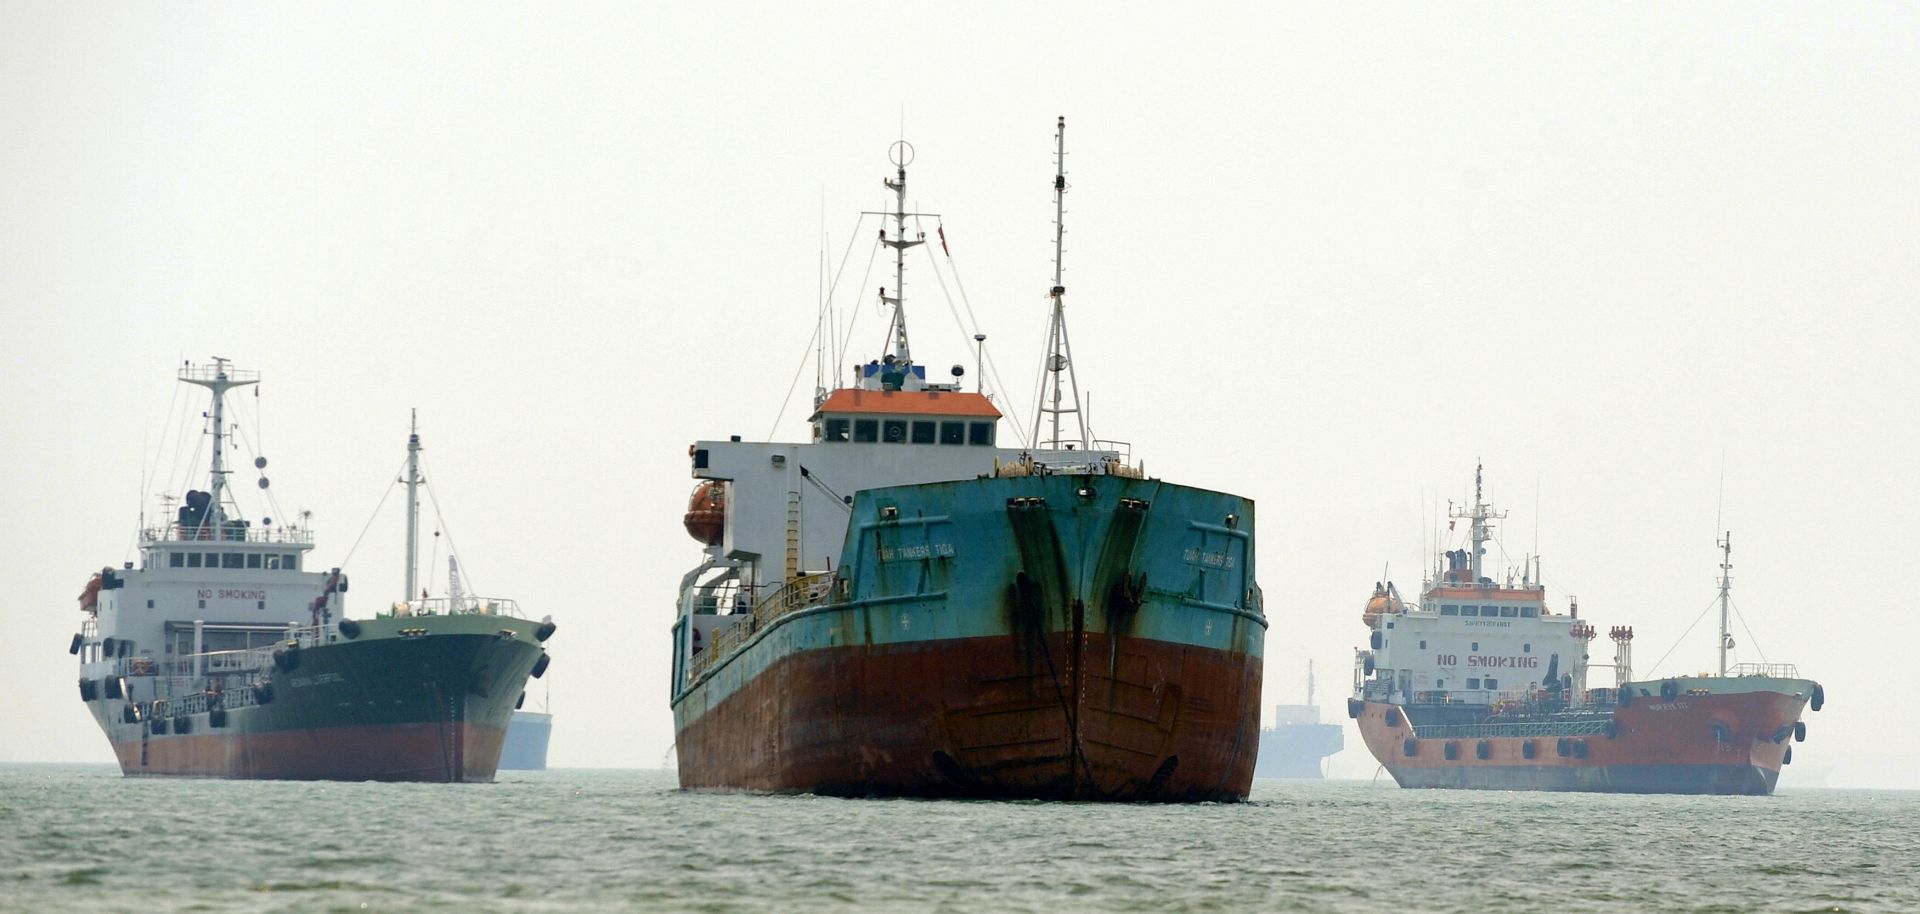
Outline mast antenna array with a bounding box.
[1716,531,1734,676]
[1032,116,1090,452]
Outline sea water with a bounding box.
[1,765,1912,913]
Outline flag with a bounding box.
[938,225,949,256]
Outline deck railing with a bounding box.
[685,572,838,681]
[388,596,522,618]
[142,523,315,545]
[1728,662,1800,679]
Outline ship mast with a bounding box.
[179,358,259,530]
[1716,531,1733,676]
[1449,463,1506,584]
[403,411,423,602]
[1032,116,1089,451]
[879,140,923,364]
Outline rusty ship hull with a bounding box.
[1352,676,1817,795]
[672,473,1267,801]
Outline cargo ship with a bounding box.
[1349,465,1823,794]
[668,120,1266,801]
[1254,662,1344,779]
[71,362,555,781]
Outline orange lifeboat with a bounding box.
[1360,583,1396,628]
[79,572,104,615]
[683,481,726,546]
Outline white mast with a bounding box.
[879,140,923,364]
[179,358,259,529]
[1032,116,1089,452]
[1449,463,1506,584]
[1716,531,1733,676]
[403,411,423,602]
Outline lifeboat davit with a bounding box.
[683,481,725,546]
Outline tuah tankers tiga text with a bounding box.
[668,121,1267,800]
[1349,465,1823,794]
[71,362,555,781]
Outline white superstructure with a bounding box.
[75,360,342,702]
[1354,465,1597,708]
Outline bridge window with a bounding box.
[1440,604,1459,616]
[204,552,217,566]
[940,421,965,445]
[883,420,907,443]
[824,419,850,442]
[1500,606,1518,618]
[1461,606,1480,617]
[911,421,936,444]
[247,554,261,569]
[969,422,994,445]
[283,554,298,570]
[264,555,280,570]
[1521,607,1539,618]
[169,552,184,568]
[854,419,879,442]
[187,553,202,568]
[223,553,244,569]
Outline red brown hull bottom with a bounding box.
[1355,690,1809,795]
[676,633,1262,801]
[111,722,507,782]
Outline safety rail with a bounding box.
[685,572,840,681]
[1728,662,1800,679]
[389,596,523,618]
[142,523,315,545]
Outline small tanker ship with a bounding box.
[1349,466,1822,794]
[71,362,555,781]
[1253,662,1344,779]
[668,121,1266,801]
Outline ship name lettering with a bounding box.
[1646,701,1689,712]
[878,543,955,562]
[1183,548,1235,569]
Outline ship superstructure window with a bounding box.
[247,554,261,569]
[169,552,184,568]
[1500,606,1518,618]
[1484,678,1498,690]
[911,421,936,443]
[1467,678,1481,689]
[854,419,879,442]
[1523,643,1531,653]
[825,419,850,442]
[283,554,298,570]
[969,422,994,445]
[1460,606,1479,617]
[204,552,217,566]
[1440,604,1459,616]
[1521,607,1539,618]
[223,553,243,569]
[940,421,965,445]
[187,553,202,568]
[1419,640,1427,649]
[883,420,907,443]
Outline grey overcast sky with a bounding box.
[4,3,1916,786]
